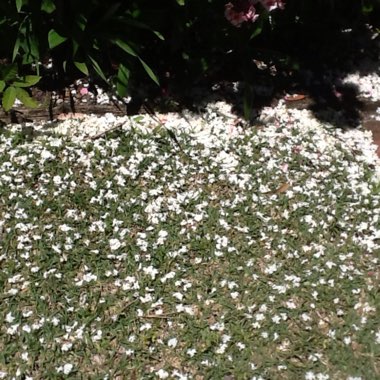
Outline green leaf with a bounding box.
[116,82,127,98]
[72,40,79,56]
[48,29,67,49]
[89,56,107,82]
[15,87,38,108]
[113,39,137,57]
[76,15,87,31]
[362,4,373,14]
[0,81,5,93]
[118,64,130,85]
[15,0,23,12]
[27,35,40,62]
[74,62,89,76]
[13,75,41,87]
[24,75,41,86]
[250,25,263,40]
[41,0,56,13]
[12,37,20,62]
[138,58,159,86]
[116,64,130,97]
[153,31,165,40]
[176,0,185,5]
[0,64,18,81]
[2,86,17,111]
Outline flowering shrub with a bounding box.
[224,0,285,27]
[0,0,379,112]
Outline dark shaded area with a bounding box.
[1,0,380,133]
[137,1,380,130]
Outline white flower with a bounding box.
[143,265,159,280]
[109,238,122,251]
[210,322,225,331]
[156,369,169,379]
[343,336,351,345]
[63,363,74,375]
[5,312,15,323]
[215,343,228,354]
[186,348,197,357]
[167,337,178,348]
[305,372,315,380]
[51,317,60,326]
[264,263,278,274]
[92,329,103,342]
[375,330,380,344]
[140,323,152,331]
[7,323,19,335]
[83,273,97,283]
[173,292,183,301]
[53,175,62,185]
[61,342,73,352]
[59,224,72,232]
[56,363,74,375]
[41,149,54,160]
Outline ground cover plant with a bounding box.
[0,104,379,379]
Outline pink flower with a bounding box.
[79,87,89,96]
[225,0,259,27]
[258,0,285,12]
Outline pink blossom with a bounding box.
[258,0,285,12]
[79,87,89,96]
[225,0,259,28]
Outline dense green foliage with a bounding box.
[0,0,379,111]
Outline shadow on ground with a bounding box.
[144,14,380,131]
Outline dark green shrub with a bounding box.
[0,0,379,113]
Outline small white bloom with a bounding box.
[215,343,227,354]
[140,323,152,331]
[109,238,122,251]
[156,369,169,379]
[56,363,74,375]
[143,265,159,280]
[186,348,197,357]
[375,330,380,344]
[83,273,97,282]
[92,329,102,342]
[343,336,351,345]
[61,342,73,352]
[173,292,183,301]
[167,337,178,348]
[41,149,54,160]
[5,312,15,323]
[59,224,72,232]
[230,291,239,299]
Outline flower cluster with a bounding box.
[224,0,285,27]
[0,99,379,379]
